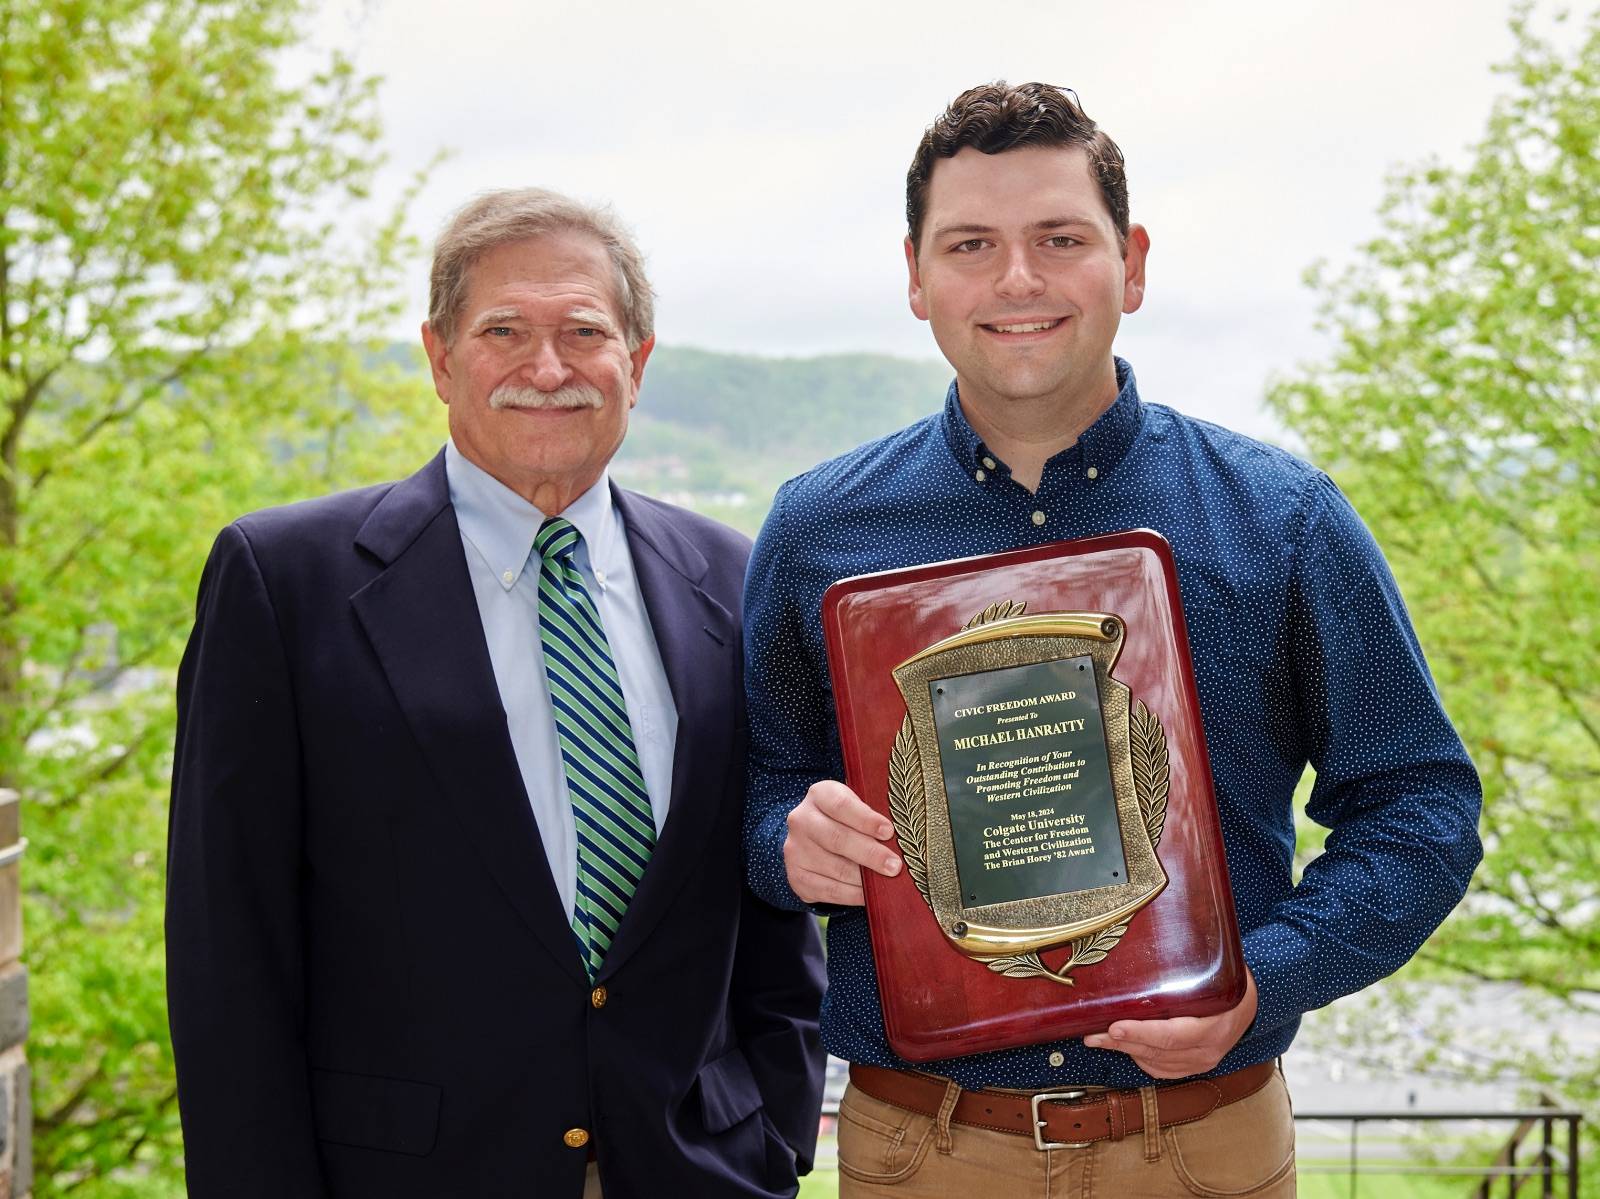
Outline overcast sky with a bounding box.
[308,0,1551,439]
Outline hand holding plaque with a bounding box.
[823,531,1244,1060]
[782,779,901,907]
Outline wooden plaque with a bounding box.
[822,530,1245,1061]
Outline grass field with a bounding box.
[1296,1169,1472,1197]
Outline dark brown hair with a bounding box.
[906,82,1129,252]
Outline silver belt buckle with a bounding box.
[1030,1089,1096,1150]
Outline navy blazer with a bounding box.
[166,451,826,1197]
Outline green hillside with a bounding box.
[613,346,952,536]
[393,342,950,537]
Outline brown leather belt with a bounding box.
[848,1060,1276,1150]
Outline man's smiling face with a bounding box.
[421,229,652,506]
[905,144,1148,417]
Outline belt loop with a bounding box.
[1108,1092,1127,1142]
[934,1077,961,1155]
[1140,1085,1161,1163]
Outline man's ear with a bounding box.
[420,321,453,403]
[905,236,930,322]
[1121,225,1151,315]
[627,334,656,406]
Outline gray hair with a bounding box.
[428,188,655,350]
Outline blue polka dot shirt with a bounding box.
[742,358,1482,1089]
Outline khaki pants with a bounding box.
[837,1067,1296,1198]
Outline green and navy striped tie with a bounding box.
[535,516,655,979]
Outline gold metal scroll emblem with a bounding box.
[887,601,1170,986]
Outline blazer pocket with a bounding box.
[695,1046,764,1133]
[311,1068,442,1157]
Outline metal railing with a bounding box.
[1295,1102,1582,1197]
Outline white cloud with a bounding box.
[310,0,1540,439]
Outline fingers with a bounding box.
[1084,1017,1225,1073]
[786,865,864,907]
[783,780,901,905]
[789,781,900,873]
[1123,1050,1215,1081]
[1093,1017,1198,1052]
[1082,970,1259,1079]
[807,780,894,840]
[1084,1020,1222,1078]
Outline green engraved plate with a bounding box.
[890,609,1170,960]
[931,656,1126,908]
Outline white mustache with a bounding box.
[489,383,605,411]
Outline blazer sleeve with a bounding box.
[727,670,829,1175]
[166,523,328,1196]
[729,888,827,1173]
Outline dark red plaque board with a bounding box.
[822,530,1245,1061]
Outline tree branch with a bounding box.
[0,360,63,471]
[35,1052,108,1130]
[27,343,212,495]
[17,632,88,746]
[28,518,108,602]
[1415,948,1600,997]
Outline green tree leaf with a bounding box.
[0,2,438,1191]
[1269,2,1600,1183]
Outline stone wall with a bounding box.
[0,789,29,1198]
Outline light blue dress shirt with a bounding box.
[445,441,678,918]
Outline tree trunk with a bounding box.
[0,463,17,792]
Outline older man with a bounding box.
[167,189,826,1198]
[742,83,1481,1197]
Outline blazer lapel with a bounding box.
[600,487,735,975]
[350,452,586,985]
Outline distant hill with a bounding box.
[635,346,950,456]
[393,342,951,536]
[614,346,951,535]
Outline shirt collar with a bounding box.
[940,356,1146,480]
[444,440,617,590]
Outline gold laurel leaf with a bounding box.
[964,599,1028,629]
[1087,921,1128,953]
[981,952,1076,986]
[1130,700,1170,848]
[1062,920,1131,973]
[886,718,933,910]
[986,954,1044,978]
